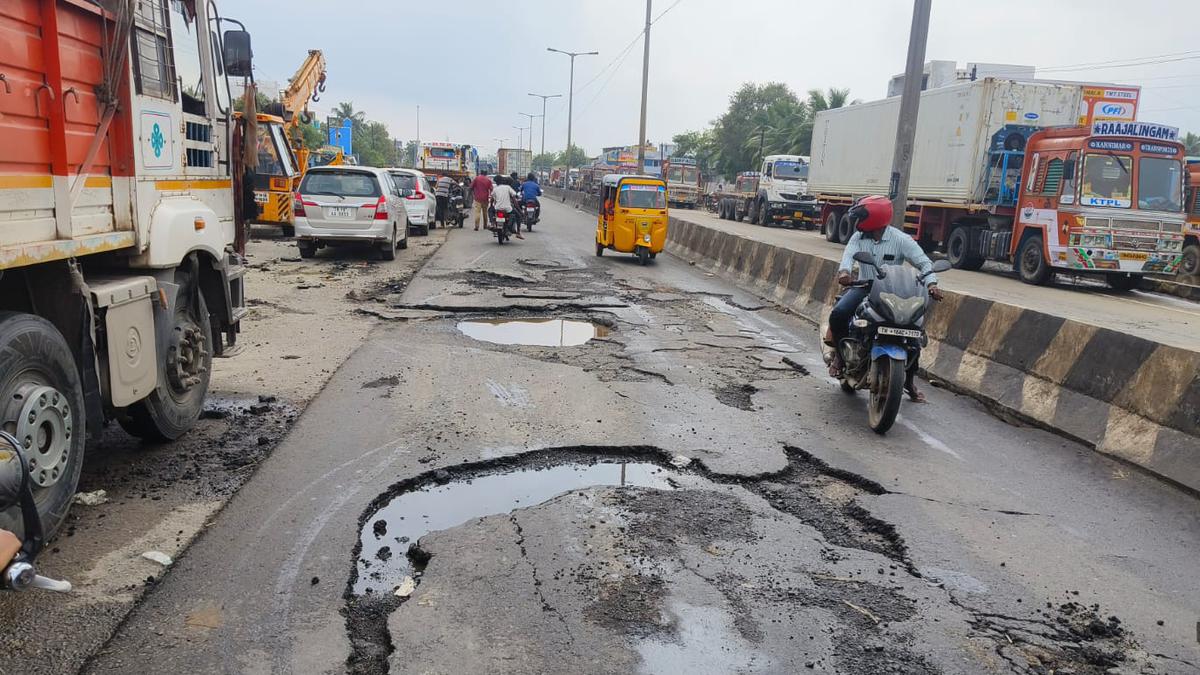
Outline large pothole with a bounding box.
[457,318,611,347]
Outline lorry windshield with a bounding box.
[773,161,809,180]
[736,176,757,192]
[1137,157,1183,212]
[666,167,684,182]
[619,185,667,209]
[1080,154,1132,208]
[683,167,700,184]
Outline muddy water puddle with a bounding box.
[354,461,690,594]
[457,318,609,347]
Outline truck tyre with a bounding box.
[119,272,212,442]
[947,228,986,271]
[0,312,86,539]
[757,199,769,226]
[837,214,854,244]
[824,212,840,242]
[1017,235,1052,286]
[1180,243,1200,277]
[1106,273,1141,292]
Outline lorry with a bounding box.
[662,157,701,209]
[0,0,254,536]
[416,141,478,181]
[810,78,1186,288]
[497,148,532,179]
[1182,161,1200,277]
[714,155,821,228]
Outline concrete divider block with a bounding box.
[1030,321,1098,384]
[1115,345,1200,431]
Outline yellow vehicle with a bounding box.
[595,174,669,265]
[251,50,335,235]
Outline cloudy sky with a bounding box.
[233,0,1199,156]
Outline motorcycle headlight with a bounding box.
[879,293,925,325]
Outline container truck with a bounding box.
[497,148,532,179]
[0,0,255,536]
[662,157,701,209]
[810,79,1186,288]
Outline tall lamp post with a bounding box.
[636,0,653,174]
[547,47,599,185]
[528,93,562,166]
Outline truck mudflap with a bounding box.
[214,251,247,357]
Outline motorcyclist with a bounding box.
[490,176,524,239]
[825,196,943,401]
[520,172,542,222]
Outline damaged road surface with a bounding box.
[85,201,1200,674]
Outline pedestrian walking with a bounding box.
[435,174,455,227]
[470,172,494,231]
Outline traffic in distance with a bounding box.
[1,2,1198,674]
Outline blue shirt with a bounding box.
[840,226,937,284]
[520,180,542,201]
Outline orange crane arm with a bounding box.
[278,50,327,172]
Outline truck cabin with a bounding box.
[1188,162,1200,225]
[760,158,809,183]
[735,172,760,194]
[664,163,700,187]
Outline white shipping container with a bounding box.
[808,79,1086,205]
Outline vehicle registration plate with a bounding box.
[793,211,807,219]
[1118,251,1149,261]
[254,192,269,204]
[327,206,355,219]
[877,327,922,339]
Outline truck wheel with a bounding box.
[824,212,839,242]
[0,313,86,539]
[1180,244,1200,277]
[837,214,854,244]
[719,201,729,220]
[1106,273,1141,292]
[757,200,769,226]
[947,228,986,271]
[120,273,212,442]
[1017,235,1051,286]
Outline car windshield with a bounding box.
[300,171,381,198]
[618,184,667,209]
[1137,157,1183,212]
[773,161,808,180]
[1080,154,1132,208]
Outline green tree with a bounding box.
[557,144,589,167]
[532,152,558,170]
[333,101,366,128]
[234,90,273,114]
[806,87,853,115]
[711,82,801,175]
[299,121,325,151]
[356,121,396,167]
[672,129,720,174]
[1184,132,1200,156]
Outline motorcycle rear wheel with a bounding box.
[867,359,905,434]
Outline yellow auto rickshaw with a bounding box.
[595,174,669,265]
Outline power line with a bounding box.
[1038,49,1200,72]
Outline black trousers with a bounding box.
[435,196,449,224]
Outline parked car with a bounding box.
[386,168,437,236]
[294,167,409,260]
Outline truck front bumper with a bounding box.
[767,201,821,224]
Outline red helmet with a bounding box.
[848,195,892,232]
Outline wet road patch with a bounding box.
[457,318,611,347]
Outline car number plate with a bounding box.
[793,211,807,219]
[254,192,269,204]
[877,327,922,338]
[327,206,354,219]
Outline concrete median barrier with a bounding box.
[546,186,1200,493]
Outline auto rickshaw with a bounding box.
[595,174,669,265]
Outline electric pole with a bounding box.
[528,93,562,165]
[548,47,599,184]
[519,112,539,157]
[636,0,653,174]
[889,0,932,228]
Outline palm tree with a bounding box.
[807,87,853,114]
[1184,132,1200,157]
[333,101,366,128]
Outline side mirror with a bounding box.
[852,251,876,266]
[223,30,253,78]
[931,260,952,273]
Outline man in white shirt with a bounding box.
[490,178,524,239]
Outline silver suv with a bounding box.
[294,167,408,260]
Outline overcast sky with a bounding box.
[233,0,1199,157]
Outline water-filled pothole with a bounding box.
[456,318,609,347]
[353,461,687,595]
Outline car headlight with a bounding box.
[879,293,925,325]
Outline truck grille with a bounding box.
[1112,235,1159,251]
[1112,219,1159,231]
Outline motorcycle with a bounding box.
[447,192,466,228]
[833,251,951,434]
[1,431,71,593]
[490,207,512,244]
[522,200,540,232]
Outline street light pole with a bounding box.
[889,0,932,228]
[637,0,653,174]
[548,47,598,185]
[528,93,562,163]
[519,112,539,157]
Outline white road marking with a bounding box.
[898,418,964,461]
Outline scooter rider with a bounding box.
[520,172,542,221]
[826,196,943,401]
[490,176,524,239]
